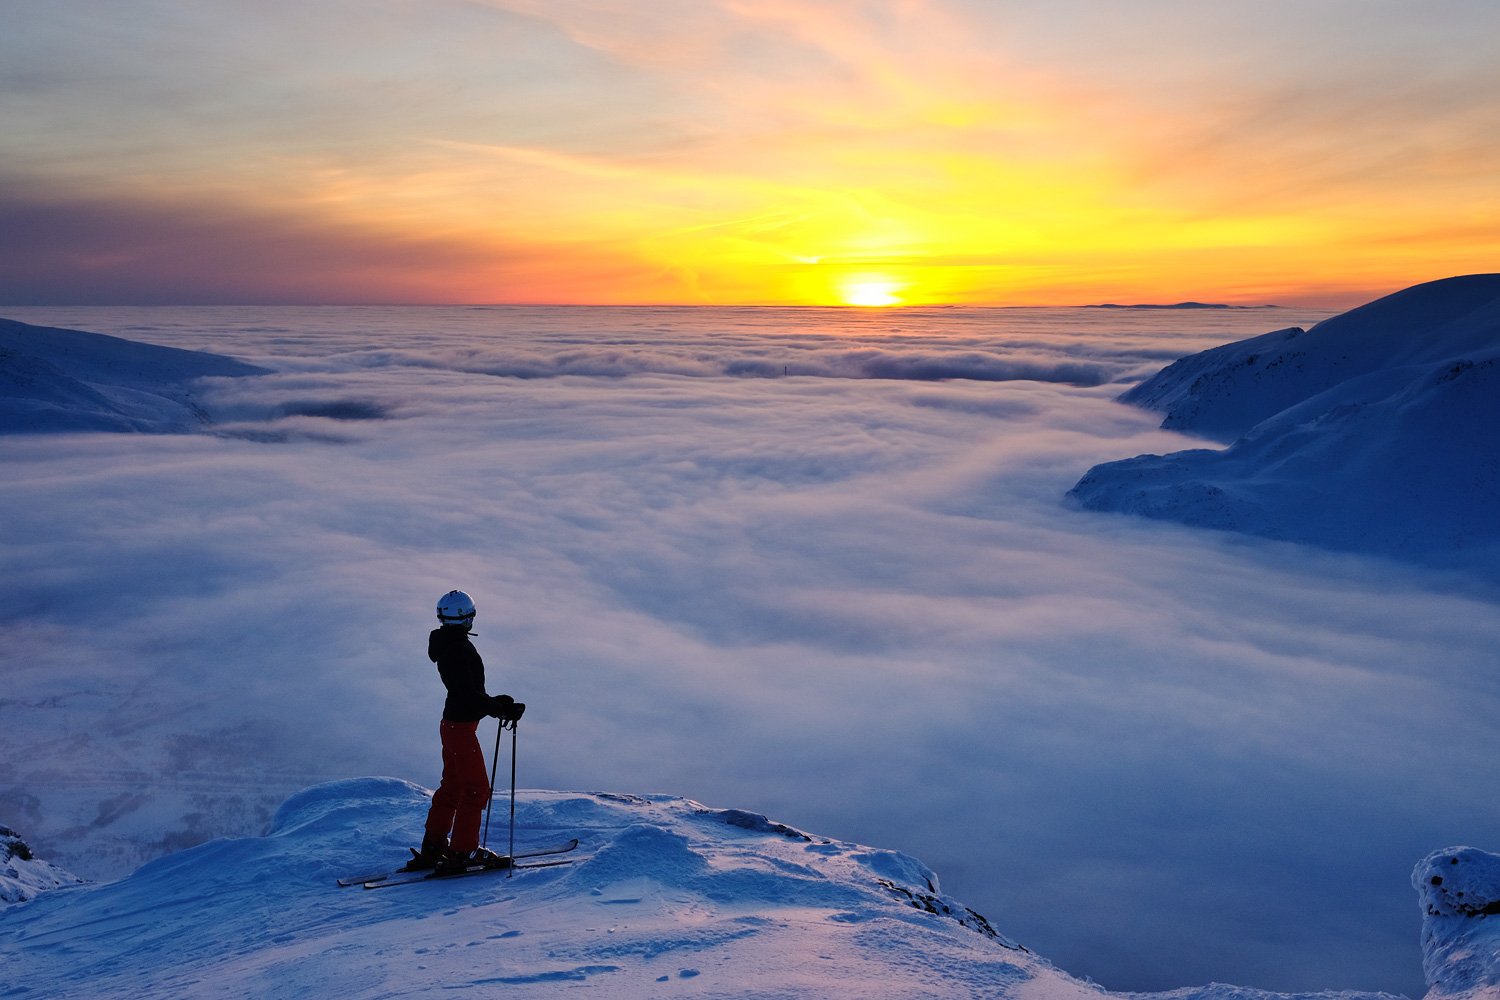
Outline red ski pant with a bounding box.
[424,719,491,854]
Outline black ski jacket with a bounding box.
[428,626,497,723]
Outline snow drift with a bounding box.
[0,779,1409,999]
[1068,275,1500,569]
[0,317,266,433]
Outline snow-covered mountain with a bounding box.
[1068,275,1500,570]
[0,317,266,433]
[0,779,1416,999]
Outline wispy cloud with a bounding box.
[6,1,1500,304]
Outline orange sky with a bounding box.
[3,1,1498,306]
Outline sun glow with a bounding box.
[13,2,1498,308]
[839,278,905,307]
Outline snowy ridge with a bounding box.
[1,825,83,904]
[0,779,1410,999]
[1115,274,1500,442]
[1068,275,1500,570]
[0,317,266,433]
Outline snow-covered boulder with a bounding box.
[1068,275,1500,569]
[0,317,267,433]
[1,824,83,904]
[1413,847,1500,999]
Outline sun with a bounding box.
[839,278,904,307]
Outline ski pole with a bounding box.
[507,719,518,878]
[482,716,503,851]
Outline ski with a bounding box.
[338,838,579,887]
[362,855,578,889]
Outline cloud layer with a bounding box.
[2,304,1496,998]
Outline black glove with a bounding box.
[488,695,526,722]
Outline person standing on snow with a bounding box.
[410,590,525,874]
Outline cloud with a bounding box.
[2,305,1495,998]
[9,3,1500,306]
[0,176,510,305]
[314,343,1118,384]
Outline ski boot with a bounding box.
[434,846,512,876]
[402,837,448,872]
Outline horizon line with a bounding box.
[0,300,1296,311]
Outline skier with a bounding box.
[410,590,525,874]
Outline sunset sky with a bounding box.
[4,0,1498,307]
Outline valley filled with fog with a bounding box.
[4,303,1497,997]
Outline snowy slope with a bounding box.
[1,825,82,904]
[1068,275,1500,567]
[1115,275,1500,443]
[0,317,266,433]
[0,779,1408,1000]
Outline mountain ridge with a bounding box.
[0,316,266,433]
[1068,275,1500,572]
[0,778,1419,999]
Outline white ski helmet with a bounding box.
[436,590,476,627]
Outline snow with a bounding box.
[1413,848,1500,1000]
[0,778,1414,1000]
[0,317,266,433]
[1,825,82,904]
[1068,275,1500,572]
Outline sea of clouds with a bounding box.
[3,304,1497,998]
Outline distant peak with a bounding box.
[1080,302,1268,310]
